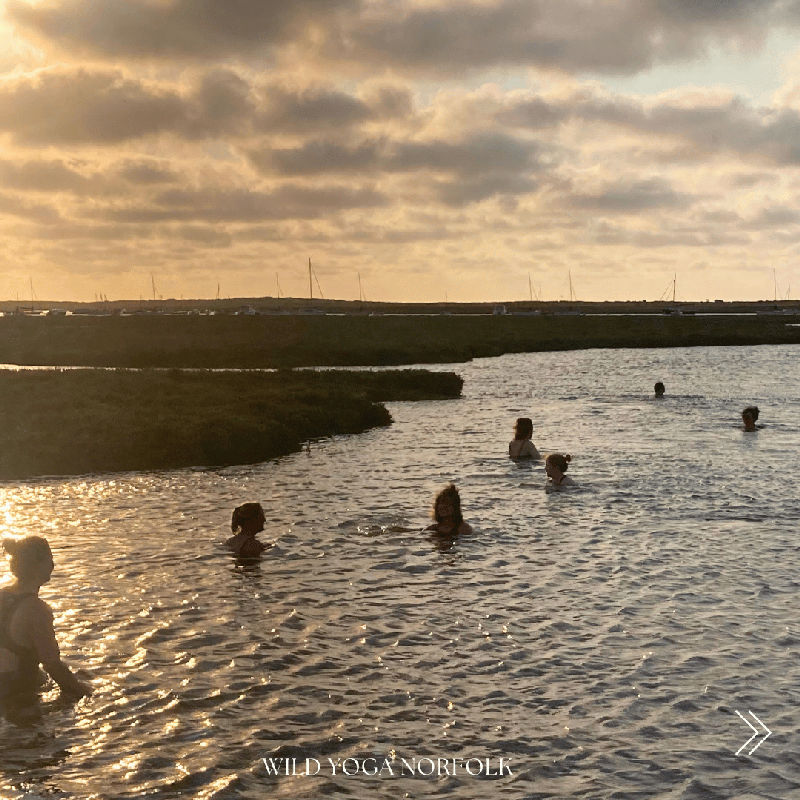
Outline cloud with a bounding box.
[114,159,180,185]
[497,85,800,166]
[323,0,783,76]
[0,158,92,192]
[6,0,790,76]
[255,84,373,133]
[97,184,389,223]
[6,0,358,60]
[0,68,186,144]
[5,2,800,301]
[251,131,542,178]
[251,139,383,175]
[0,68,395,145]
[434,173,539,206]
[0,191,62,222]
[565,177,693,213]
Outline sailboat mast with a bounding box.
[309,257,313,300]
[528,272,533,302]
[358,272,363,302]
[672,273,676,304]
[275,273,281,298]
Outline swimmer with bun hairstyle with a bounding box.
[0,536,92,711]
[545,453,574,491]
[226,503,268,558]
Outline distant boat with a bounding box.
[493,304,508,315]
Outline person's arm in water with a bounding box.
[25,599,92,698]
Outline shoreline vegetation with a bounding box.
[2,312,800,368]
[0,369,462,480]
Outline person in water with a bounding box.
[0,536,92,711]
[226,502,268,558]
[654,381,665,398]
[509,417,540,459]
[742,405,760,432]
[545,453,574,490]
[426,483,473,535]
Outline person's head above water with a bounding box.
[231,502,266,536]
[654,381,665,397]
[2,535,53,584]
[513,417,533,440]
[742,405,760,431]
[432,483,463,526]
[545,453,571,475]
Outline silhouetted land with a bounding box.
[3,296,800,317]
[2,312,800,368]
[0,369,462,479]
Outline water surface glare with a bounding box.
[1,345,799,799]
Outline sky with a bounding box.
[4,1,800,303]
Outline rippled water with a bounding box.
[1,345,799,799]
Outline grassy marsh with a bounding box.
[0,368,462,479]
[2,313,800,369]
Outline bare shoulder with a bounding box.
[20,596,53,621]
[458,521,473,534]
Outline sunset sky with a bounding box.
[4,1,800,302]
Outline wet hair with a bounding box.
[654,382,665,396]
[2,535,51,580]
[513,417,533,440]
[431,483,464,526]
[742,405,759,421]
[546,453,572,472]
[231,502,264,533]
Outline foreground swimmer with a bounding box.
[509,417,540,459]
[426,483,473,535]
[742,406,760,432]
[654,381,665,398]
[226,503,268,558]
[545,453,574,491]
[0,536,92,711]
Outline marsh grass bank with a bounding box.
[0,369,462,479]
[3,313,800,368]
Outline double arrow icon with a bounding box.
[735,710,772,756]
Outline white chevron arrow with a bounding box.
[735,709,772,756]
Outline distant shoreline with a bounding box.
[2,296,799,318]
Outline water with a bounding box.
[1,344,799,799]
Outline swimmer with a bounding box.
[425,483,473,535]
[654,381,665,398]
[0,536,92,711]
[226,503,268,558]
[742,405,759,432]
[545,453,574,491]
[509,417,540,459]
